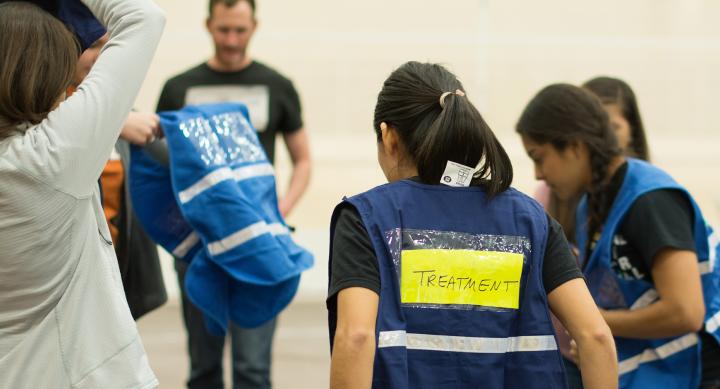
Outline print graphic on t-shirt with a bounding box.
[185,85,270,132]
[611,233,646,280]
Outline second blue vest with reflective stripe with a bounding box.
[130,103,313,334]
[576,158,720,389]
[336,180,567,389]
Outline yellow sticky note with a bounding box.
[400,249,524,309]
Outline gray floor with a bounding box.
[137,300,330,389]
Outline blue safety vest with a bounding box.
[576,158,720,389]
[130,103,313,334]
[330,180,567,389]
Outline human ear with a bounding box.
[568,139,587,160]
[380,122,399,157]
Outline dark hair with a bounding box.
[0,2,79,139]
[373,61,512,196]
[516,84,621,256]
[209,0,255,17]
[583,76,650,161]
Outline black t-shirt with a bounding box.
[327,200,583,303]
[589,164,697,283]
[156,61,303,163]
[589,162,720,380]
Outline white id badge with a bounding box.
[440,161,476,187]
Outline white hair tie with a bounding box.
[439,89,466,108]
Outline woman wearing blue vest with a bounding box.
[327,62,618,389]
[517,83,720,389]
[540,76,654,389]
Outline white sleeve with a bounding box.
[6,0,166,197]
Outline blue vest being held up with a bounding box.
[331,180,567,389]
[576,158,720,389]
[130,103,313,334]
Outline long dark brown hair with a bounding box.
[373,61,513,196]
[583,76,650,161]
[0,2,79,139]
[516,84,621,255]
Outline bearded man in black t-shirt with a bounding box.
[156,1,311,388]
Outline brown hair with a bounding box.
[583,76,650,161]
[544,77,651,243]
[516,84,621,255]
[0,2,79,139]
[208,0,256,17]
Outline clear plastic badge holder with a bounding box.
[179,111,266,167]
[386,228,531,312]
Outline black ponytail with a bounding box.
[373,61,512,196]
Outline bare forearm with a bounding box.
[576,331,618,389]
[548,279,618,388]
[279,159,311,217]
[603,300,703,339]
[330,333,375,389]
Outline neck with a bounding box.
[586,155,626,193]
[605,155,626,181]
[398,167,420,180]
[207,55,252,72]
[390,163,419,182]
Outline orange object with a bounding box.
[100,159,124,245]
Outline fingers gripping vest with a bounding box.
[129,103,313,334]
[576,158,720,389]
[331,180,567,389]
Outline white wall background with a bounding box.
[138,0,720,302]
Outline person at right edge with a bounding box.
[517,83,720,388]
[534,76,653,389]
[327,62,618,389]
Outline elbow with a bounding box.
[592,324,615,348]
[677,304,705,333]
[335,327,375,350]
[141,5,167,35]
[664,295,705,334]
[297,156,312,172]
[135,0,167,23]
[577,322,615,351]
[119,3,167,38]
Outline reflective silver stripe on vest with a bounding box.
[706,311,720,334]
[208,221,289,256]
[173,232,200,258]
[701,229,719,331]
[233,163,275,181]
[699,261,711,275]
[178,167,234,204]
[618,333,698,376]
[630,289,659,310]
[178,163,275,204]
[377,330,557,353]
[707,228,720,274]
[697,226,719,275]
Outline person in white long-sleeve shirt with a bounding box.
[0,1,165,388]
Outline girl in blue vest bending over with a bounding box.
[327,62,618,389]
[517,83,720,389]
[539,76,654,389]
